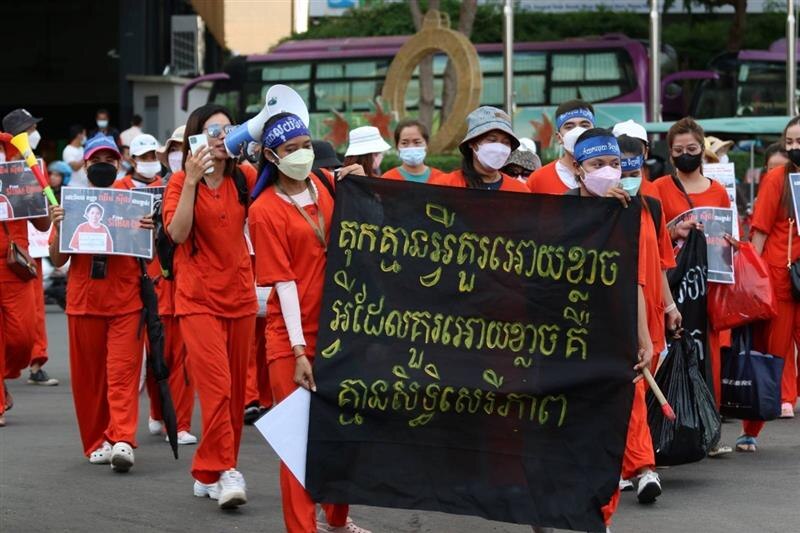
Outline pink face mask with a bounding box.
[582,165,621,197]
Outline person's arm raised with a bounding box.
[47,206,69,267]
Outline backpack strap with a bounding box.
[312,168,336,200]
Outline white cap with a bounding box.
[518,137,537,154]
[612,120,648,144]
[344,126,391,157]
[562,126,588,154]
[130,134,160,157]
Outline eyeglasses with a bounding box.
[205,123,234,138]
[670,144,702,157]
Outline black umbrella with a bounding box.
[138,260,179,459]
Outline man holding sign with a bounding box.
[48,133,154,472]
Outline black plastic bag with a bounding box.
[647,335,721,466]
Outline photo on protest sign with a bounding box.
[790,173,800,230]
[305,177,641,532]
[669,207,735,284]
[59,187,153,259]
[0,159,47,221]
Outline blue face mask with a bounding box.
[620,177,642,196]
[398,146,426,166]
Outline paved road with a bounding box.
[1,308,798,532]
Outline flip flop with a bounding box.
[735,435,757,453]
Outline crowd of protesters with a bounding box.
[0,94,797,533]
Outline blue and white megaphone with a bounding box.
[224,84,311,157]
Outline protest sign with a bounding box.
[704,162,739,236]
[669,208,735,284]
[0,159,47,221]
[306,177,640,532]
[59,187,153,259]
[789,173,800,231]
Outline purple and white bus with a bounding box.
[192,33,679,151]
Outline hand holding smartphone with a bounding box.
[188,134,214,175]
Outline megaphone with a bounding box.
[11,132,58,206]
[224,84,310,157]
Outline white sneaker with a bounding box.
[110,442,135,473]
[637,469,661,504]
[167,431,198,445]
[619,477,634,491]
[89,441,112,465]
[148,417,164,435]
[319,518,372,533]
[193,480,220,500]
[780,402,795,418]
[218,469,247,509]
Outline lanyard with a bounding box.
[276,179,327,251]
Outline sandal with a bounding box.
[735,435,757,453]
[89,441,113,464]
[708,445,733,457]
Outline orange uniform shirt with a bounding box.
[162,166,258,318]
[430,169,530,192]
[382,166,445,184]
[526,161,571,195]
[113,176,175,315]
[0,219,30,282]
[751,165,800,270]
[248,171,335,362]
[653,175,731,223]
[639,202,668,354]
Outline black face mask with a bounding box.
[673,153,702,173]
[788,148,800,167]
[87,162,117,188]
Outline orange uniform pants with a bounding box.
[180,313,254,484]
[30,258,48,367]
[68,312,144,456]
[246,317,273,408]
[1,279,37,391]
[269,355,348,533]
[601,379,654,525]
[742,295,800,438]
[146,316,195,432]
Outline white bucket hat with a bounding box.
[344,126,391,157]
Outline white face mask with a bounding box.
[97,119,109,129]
[28,130,41,151]
[474,142,511,171]
[167,152,183,173]
[562,127,587,154]
[136,161,161,179]
[273,148,315,181]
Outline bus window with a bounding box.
[515,75,545,105]
[514,52,546,72]
[314,81,348,111]
[736,61,786,116]
[245,81,309,113]
[550,51,633,104]
[259,63,311,81]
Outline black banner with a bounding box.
[0,159,47,221]
[306,178,640,532]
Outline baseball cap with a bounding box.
[84,133,121,160]
[130,133,159,156]
[459,106,520,157]
[612,120,648,144]
[344,126,391,157]
[2,108,42,136]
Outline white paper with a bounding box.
[27,222,51,258]
[704,162,739,237]
[0,201,8,220]
[255,387,310,487]
[78,232,107,252]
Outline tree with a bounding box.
[409,0,439,132]
[666,0,748,52]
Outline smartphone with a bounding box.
[188,134,213,174]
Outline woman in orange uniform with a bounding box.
[163,104,257,508]
[116,133,197,445]
[563,129,658,527]
[737,116,800,450]
[0,118,51,426]
[248,112,371,533]
[430,106,528,192]
[654,118,731,413]
[382,119,444,183]
[48,133,152,471]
